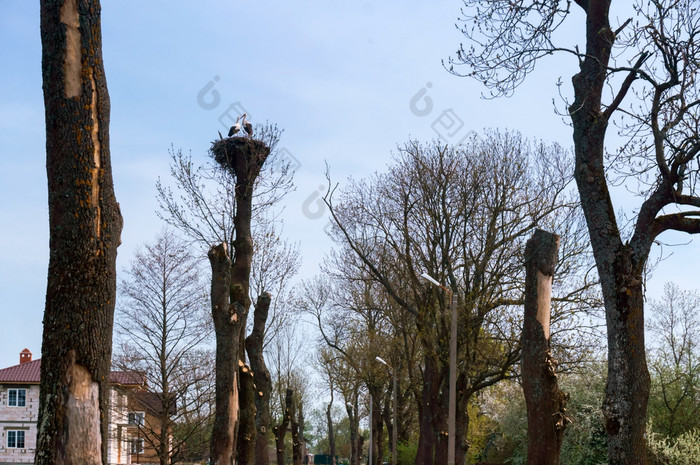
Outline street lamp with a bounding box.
[375,357,397,465]
[421,272,457,465]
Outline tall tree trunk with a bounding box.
[209,136,271,464]
[522,229,568,465]
[245,293,273,465]
[326,395,336,465]
[371,391,385,465]
[455,378,470,465]
[209,244,238,465]
[237,362,257,465]
[345,400,359,465]
[36,1,122,464]
[381,390,392,464]
[570,3,651,462]
[415,354,443,465]
[299,401,307,463]
[274,388,293,465]
[291,399,302,465]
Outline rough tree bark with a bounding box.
[521,229,568,465]
[326,396,336,465]
[274,388,293,465]
[299,401,307,461]
[209,243,238,465]
[245,293,273,465]
[209,135,271,464]
[36,1,122,464]
[291,399,302,465]
[569,5,651,462]
[237,362,256,465]
[345,400,361,465]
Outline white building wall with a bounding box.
[0,385,131,465]
[107,387,130,465]
[0,385,39,465]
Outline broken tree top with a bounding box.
[211,137,271,185]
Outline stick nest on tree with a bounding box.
[210,137,271,186]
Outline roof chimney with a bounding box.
[20,349,32,365]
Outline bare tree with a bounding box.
[268,316,312,465]
[322,134,596,465]
[36,1,123,463]
[315,349,338,465]
[452,1,700,461]
[647,282,700,438]
[113,230,213,465]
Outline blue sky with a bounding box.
[1,1,697,369]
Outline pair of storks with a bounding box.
[228,113,253,138]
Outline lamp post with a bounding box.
[421,272,457,465]
[375,357,397,465]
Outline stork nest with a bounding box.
[210,136,271,187]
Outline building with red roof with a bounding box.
[0,349,155,464]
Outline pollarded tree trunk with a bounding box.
[237,362,257,465]
[521,229,569,465]
[36,1,123,464]
[245,293,273,465]
[299,401,307,462]
[209,135,271,465]
[570,3,651,462]
[209,243,239,465]
[274,388,293,465]
[291,399,302,465]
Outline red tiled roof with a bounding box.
[0,359,144,386]
[0,359,41,383]
[111,371,146,386]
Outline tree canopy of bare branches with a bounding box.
[451,1,700,462]
[114,230,213,465]
[320,133,597,465]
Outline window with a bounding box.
[130,438,144,454]
[128,411,145,426]
[7,430,25,448]
[8,389,26,407]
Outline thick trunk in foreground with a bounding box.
[209,135,271,465]
[37,1,122,464]
[245,293,272,465]
[522,229,568,465]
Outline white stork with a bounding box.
[242,114,253,138]
[228,116,241,137]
